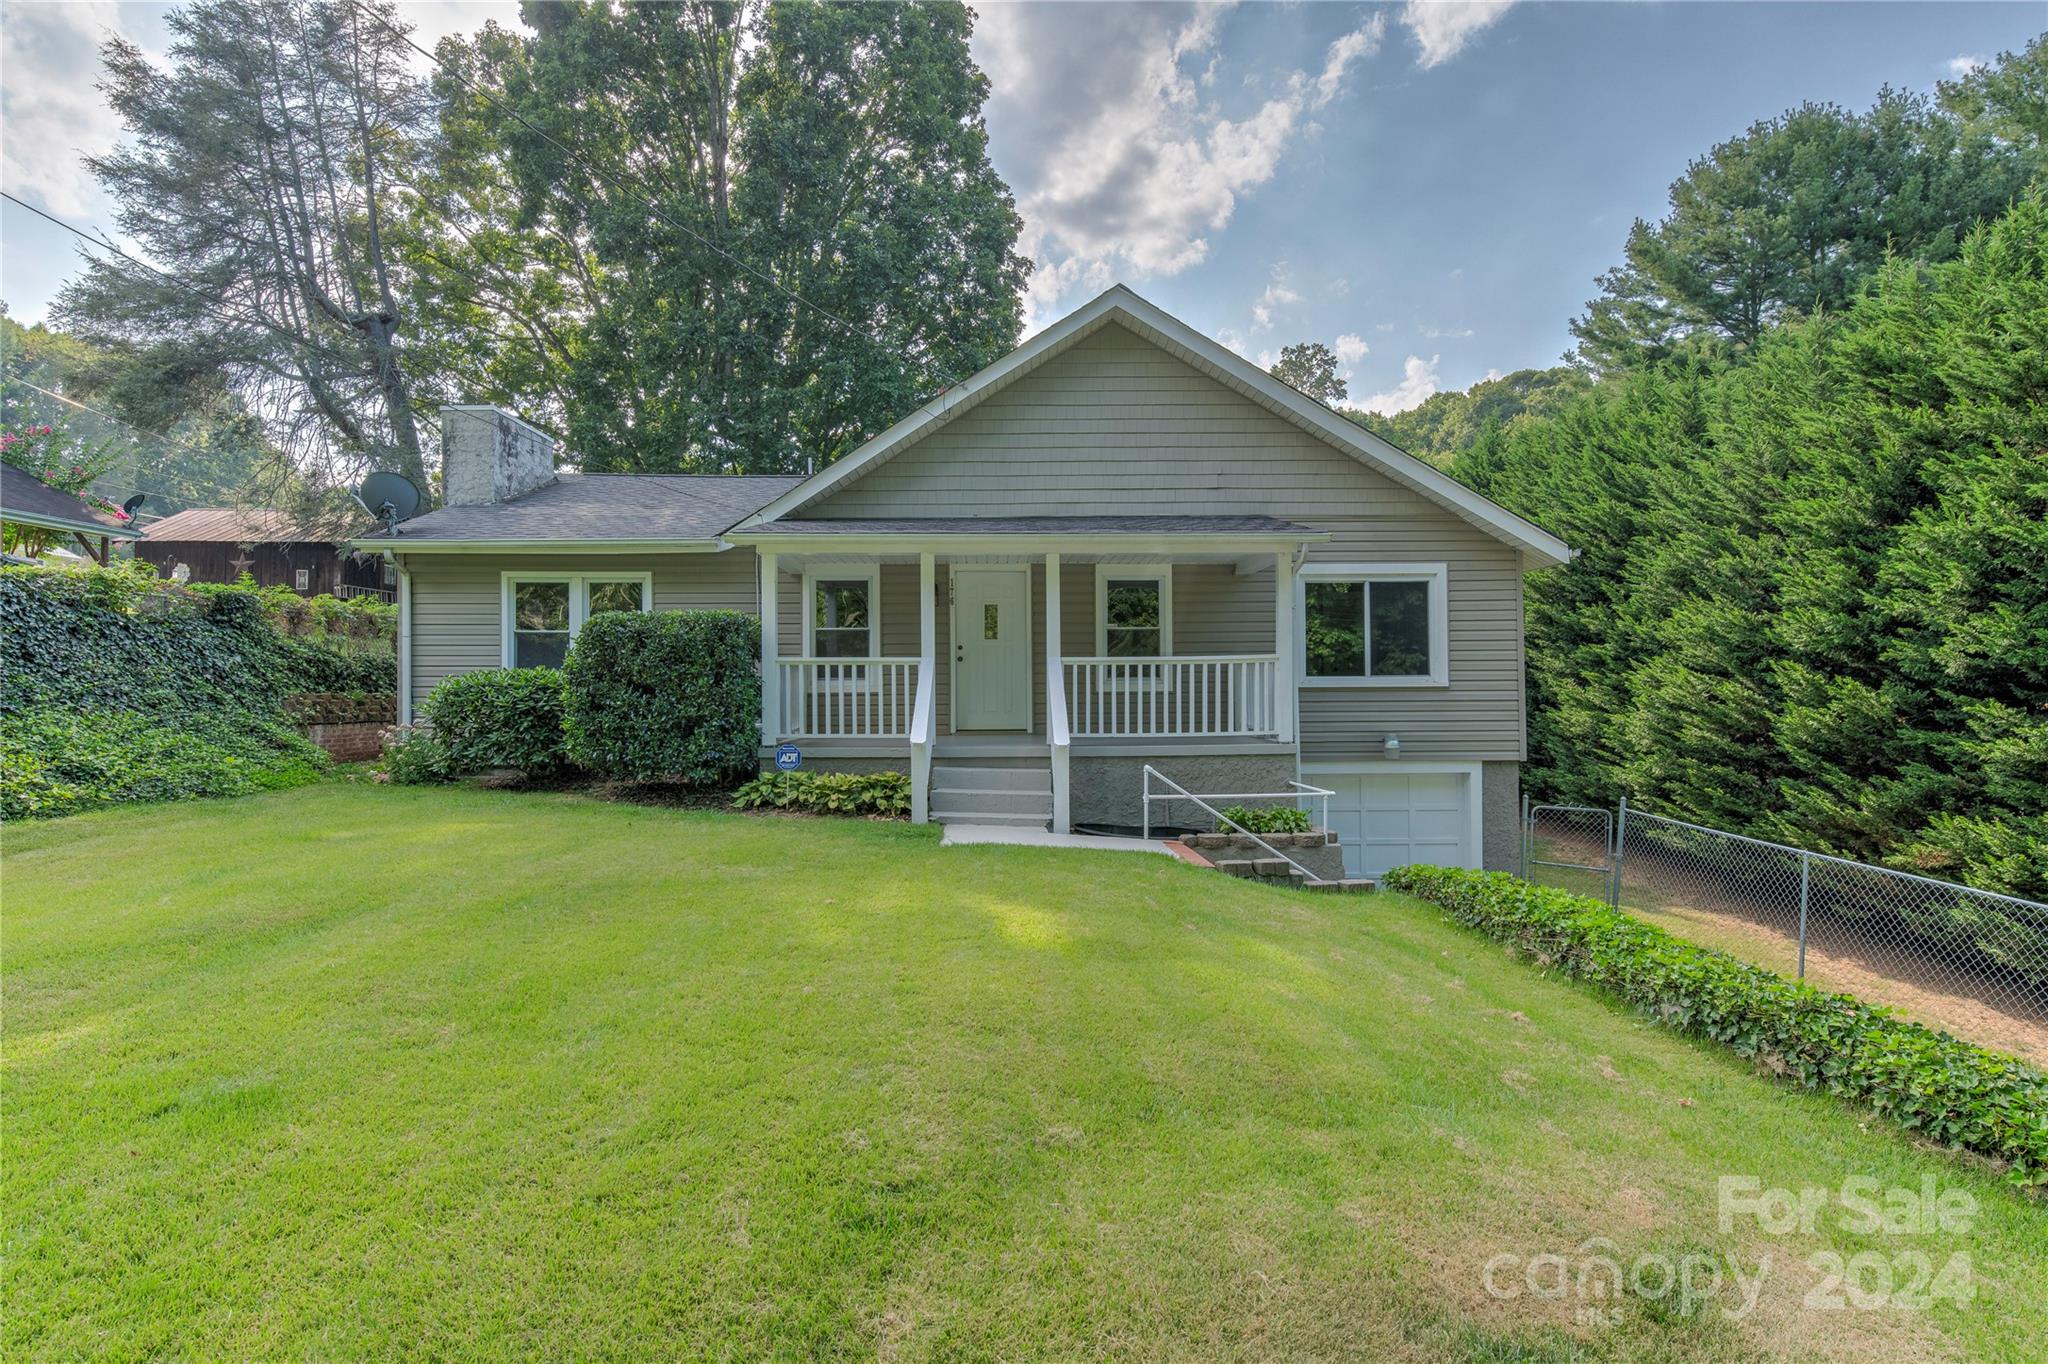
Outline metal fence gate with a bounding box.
[1522,798,1615,900]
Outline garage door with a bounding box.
[1317,769,1475,879]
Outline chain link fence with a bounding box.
[1521,797,2048,1064]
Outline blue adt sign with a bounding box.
[774,743,802,771]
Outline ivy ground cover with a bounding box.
[6,786,2045,1362]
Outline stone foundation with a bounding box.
[1070,751,1300,828]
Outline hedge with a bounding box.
[423,668,570,777]
[1383,866,2048,1184]
[563,610,759,784]
[732,770,910,817]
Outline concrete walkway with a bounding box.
[938,824,1175,856]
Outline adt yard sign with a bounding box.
[774,744,802,771]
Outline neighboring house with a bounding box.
[0,463,140,564]
[139,508,392,599]
[361,288,1572,879]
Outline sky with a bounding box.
[1,1,2040,415]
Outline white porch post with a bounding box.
[759,551,780,744]
[1274,549,1297,743]
[1045,552,1069,832]
[913,551,936,824]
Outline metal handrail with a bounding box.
[1141,765,1321,882]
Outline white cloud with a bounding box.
[1375,322,1396,332]
[1333,333,1370,366]
[1250,268,1302,332]
[1401,2,1515,70]
[1947,54,1987,77]
[0,2,133,218]
[1215,327,1248,357]
[1361,354,1441,415]
[1421,324,1473,339]
[988,6,1389,330]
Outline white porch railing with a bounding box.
[777,658,920,738]
[1063,655,1281,738]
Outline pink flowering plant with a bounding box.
[1,421,133,555]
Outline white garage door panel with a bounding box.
[1318,768,1476,879]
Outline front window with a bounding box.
[1095,566,1173,658]
[812,578,873,658]
[1301,565,1446,684]
[512,581,572,668]
[503,573,651,668]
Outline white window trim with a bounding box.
[1296,561,1449,688]
[1092,563,1174,658]
[499,570,653,667]
[801,565,883,661]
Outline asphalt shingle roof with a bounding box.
[755,515,1318,536]
[0,463,137,538]
[376,473,805,543]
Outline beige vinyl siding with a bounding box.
[405,550,758,715]
[798,321,1526,762]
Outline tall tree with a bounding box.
[418,0,1027,473]
[58,0,434,488]
[1570,85,2035,373]
[1268,342,1347,405]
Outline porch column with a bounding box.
[914,551,936,825]
[919,551,936,665]
[1045,552,1069,832]
[759,550,780,744]
[1274,549,1297,743]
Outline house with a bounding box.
[361,287,1572,879]
[139,507,392,599]
[0,462,141,564]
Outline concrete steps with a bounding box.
[929,757,1052,829]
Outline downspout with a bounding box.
[394,551,413,725]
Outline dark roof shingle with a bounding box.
[368,473,805,544]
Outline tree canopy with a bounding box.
[1268,342,1347,406]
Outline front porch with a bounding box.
[739,518,1323,829]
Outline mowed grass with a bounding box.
[5,787,2045,1362]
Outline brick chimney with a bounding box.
[440,405,557,505]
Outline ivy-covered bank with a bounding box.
[0,563,394,820]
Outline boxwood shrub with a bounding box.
[1383,865,2048,1183]
[424,668,570,777]
[732,770,910,817]
[563,610,759,784]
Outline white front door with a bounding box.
[1318,767,1478,879]
[952,567,1031,730]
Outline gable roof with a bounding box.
[142,507,338,543]
[0,463,139,540]
[359,472,804,549]
[736,285,1573,569]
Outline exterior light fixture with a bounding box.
[1383,733,1401,758]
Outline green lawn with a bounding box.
[6,786,2044,1362]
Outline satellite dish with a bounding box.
[355,471,421,535]
[120,494,146,519]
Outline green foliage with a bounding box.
[1343,367,1591,467]
[1461,193,2048,897]
[562,610,760,783]
[1268,342,1346,405]
[380,724,453,786]
[410,0,1026,472]
[731,769,911,817]
[1384,866,2048,1183]
[0,562,402,818]
[423,668,570,777]
[1216,804,1312,835]
[1571,80,2037,372]
[1,707,324,820]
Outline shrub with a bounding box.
[563,610,759,783]
[1218,803,1311,834]
[424,668,570,777]
[1383,865,2048,1184]
[0,708,326,820]
[732,770,911,817]
[381,724,453,786]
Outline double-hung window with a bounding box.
[802,567,881,684]
[501,572,652,668]
[1298,563,1447,686]
[1095,566,1173,659]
